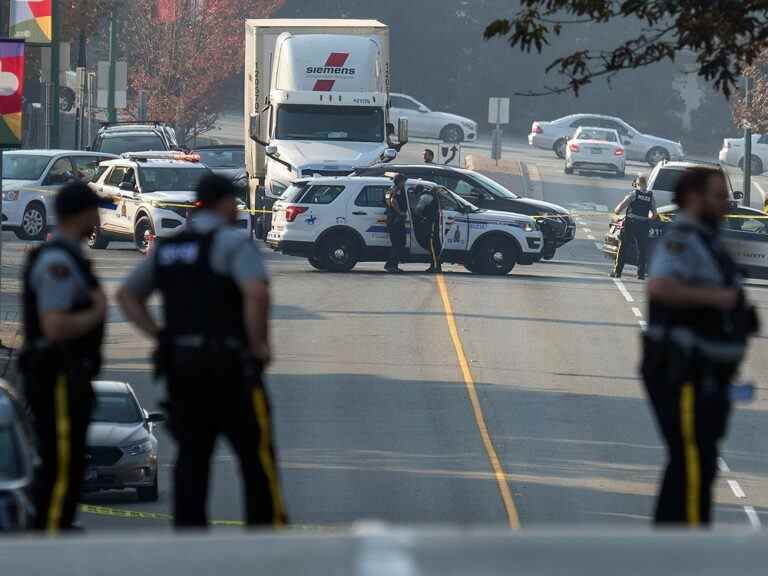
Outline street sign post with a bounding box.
[488,97,510,165]
[97,60,127,110]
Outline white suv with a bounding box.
[266,176,543,274]
[88,152,250,252]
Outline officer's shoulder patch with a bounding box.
[47,263,71,279]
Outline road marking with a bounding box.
[612,278,635,302]
[754,181,766,205]
[586,234,595,240]
[744,506,762,529]
[638,320,647,331]
[631,307,642,318]
[435,274,520,529]
[583,228,592,233]
[728,479,746,499]
[717,457,730,473]
[594,242,603,250]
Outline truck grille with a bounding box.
[86,446,123,466]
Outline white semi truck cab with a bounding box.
[244,19,407,232]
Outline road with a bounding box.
[6,140,765,532]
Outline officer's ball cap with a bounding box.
[54,181,101,218]
[196,173,237,207]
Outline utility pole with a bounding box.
[107,7,117,123]
[50,0,60,147]
[743,74,752,207]
[74,31,86,149]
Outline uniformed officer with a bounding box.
[612,175,657,279]
[423,148,435,164]
[413,186,442,273]
[385,173,408,273]
[20,181,107,532]
[643,167,758,526]
[116,173,285,528]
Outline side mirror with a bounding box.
[249,112,261,143]
[623,140,631,146]
[397,118,409,146]
[418,105,429,113]
[381,148,397,162]
[265,144,278,156]
[733,190,744,200]
[146,412,166,423]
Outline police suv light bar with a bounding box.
[121,151,200,162]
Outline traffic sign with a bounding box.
[488,97,510,125]
[97,60,127,109]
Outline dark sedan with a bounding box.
[354,164,574,259]
[193,145,246,197]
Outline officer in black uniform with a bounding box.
[385,173,408,273]
[643,167,758,526]
[413,185,442,273]
[20,181,106,532]
[612,175,657,279]
[117,173,285,528]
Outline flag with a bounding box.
[10,0,52,45]
[0,41,25,147]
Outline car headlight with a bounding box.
[461,120,476,130]
[123,440,152,456]
[3,189,19,201]
[510,220,537,232]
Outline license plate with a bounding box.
[590,148,603,155]
[84,469,97,481]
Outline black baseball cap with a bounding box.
[196,173,237,207]
[54,181,102,218]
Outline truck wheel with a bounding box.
[318,232,358,272]
[308,257,326,271]
[473,236,519,275]
[137,474,159,502]
[740,155,764,176]
[20,202,47,240]
[134,216,155,254]
[88,227,110,249]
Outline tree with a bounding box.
[121,0,284,145]
[484,1,768,97]
[732,54,768,133]
[60,0,112,42]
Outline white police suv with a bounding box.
[266,176,544,274]
[88,152,250,253]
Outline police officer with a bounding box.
[385,173,408,273]
[21,181,106,532]
[423,148,435,164]
[643,167,758,526]
[413,185,442,273]
[612,175,657,279]
[116,173,285,528]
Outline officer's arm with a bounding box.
[243,280,271,363]
[650,197,659,219]
[614,194,631,214]
[116,258,160,338]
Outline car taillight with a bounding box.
[614,148,625,156]
[569,142,580,152]
[724,141,731,149]
[284,206,308,222]
[532,122,543,134]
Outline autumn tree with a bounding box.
[121,0,284,145]
[484,1,768,97]
[732,53,768,133]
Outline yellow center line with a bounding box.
[435,273,520,529]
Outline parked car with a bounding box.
[83,381,165,502]
[1,150,116,240]
[193,145,247,199]
[564,127,626,176]
[353,164,574,260]
[643,160,737,206]
[718,133,768,175]
[0,380,36,532]
[91,122,179,155]
[389,93,477,143]
[528,113,684,164]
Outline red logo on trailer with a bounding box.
[306,53,355,91]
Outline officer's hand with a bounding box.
[716,288,740,310]
[251,343,271,367]
[91,288,108,320]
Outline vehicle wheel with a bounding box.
[88,227,110,250]
[318,232,359,272]
[440,124,464,143]
[564,164,573,175]
[137,474,159,502]
[473,236,519,275]
[616,169,626,178]
[740,155,764,176]
[19,202,47,240]
[308,257,326,271]
[134,215,155,254]
[553,139,567,159]
[645,147,670,165]
[541,246,556,261]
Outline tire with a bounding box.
[541,246,556,261]
[616,169,626,178]
[137,474,159,502]
[564,164,573,175]
[308,257,326,271]
[554,139,567,159]
[440,124,464,143]
[317,232,359,272]
[88,227,110,249]
[19,202,47,240]
[472,235,519,275]
[134,215,155,254]
[645,147,670,166]
[740,155,764,176]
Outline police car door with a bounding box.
[98,166,127,233]
[349,184,393,250]
[437,188,469,253]
[724,209,768,274]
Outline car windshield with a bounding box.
[92,392,142,424]
[196,148,245,168]
[439,187,480,212]
[577,128,617,142]
[275,105,384,142]
[139,166,210,192]
[470,172,519,199]
[2,154,52,180]
[100,134,166,155]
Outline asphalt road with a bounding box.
[10,141,764,533]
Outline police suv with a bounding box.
[88,152,250,253]
[266,176,544,274]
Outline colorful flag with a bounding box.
[0,41,25,148]
[10,0,52,45]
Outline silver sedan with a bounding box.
[83,381,165,502]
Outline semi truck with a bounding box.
[244,19,408,234]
